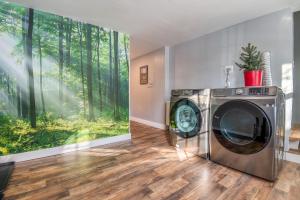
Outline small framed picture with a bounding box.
[140,65,148,85]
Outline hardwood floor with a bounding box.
[3,122,300,200]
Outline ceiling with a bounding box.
[8,0,300,59]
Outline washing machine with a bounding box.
[210,86,285,181]
[169,89,210,158]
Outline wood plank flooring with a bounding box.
[3,122,300,200]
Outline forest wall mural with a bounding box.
[0,1,129,156]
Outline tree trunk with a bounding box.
[109,31,113,105]
[37,16,45,114]
[25,8,36,128]
[113,31,120,120]
[58,16,64,118]
[123,35,129,74]
[66,19,72,69]
[6,76,10,96]
[96,27,102,112]
[86,24,94,121]
[21,14,28,119]
[16,85,21,117]
[77,22,86,117]
[123,34,129,108]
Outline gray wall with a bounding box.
[172,9,293,89]
[130,48,166,125]
[130,9,294,127]
[293,11,300,124]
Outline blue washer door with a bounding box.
[170,98,202,138]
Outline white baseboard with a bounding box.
[0,134,131,163]
[130,116,166,130]
[285,152,300,164]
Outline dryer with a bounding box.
[169,89,210,158]
[210,86,285,181]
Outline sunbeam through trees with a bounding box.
[0,1,129,155]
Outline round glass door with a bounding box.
[212,100,271,154]
[170,99,202,138]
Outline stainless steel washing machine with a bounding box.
[169,89,210,158]
[210,86,285,181]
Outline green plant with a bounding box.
[235,43,264,71]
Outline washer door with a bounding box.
[170,99,202,138]
[212,100,271,154]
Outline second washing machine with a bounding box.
[169,89,210,158]
[210,86,285,181]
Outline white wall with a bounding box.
[130,48,166,129]
[172,9,293,89]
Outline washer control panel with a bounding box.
[249,88,268,95]
[248,87,277,96]
[212,86,278,97]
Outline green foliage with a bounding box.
[0,114,128,155]
[235,43,264,71]
[0,1,130,155]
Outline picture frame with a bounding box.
[140,65,148,85]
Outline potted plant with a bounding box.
[235,43,264,86]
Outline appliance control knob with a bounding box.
[236,89,243,95]
[266,104,270,107]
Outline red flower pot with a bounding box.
[244,70,263,86]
